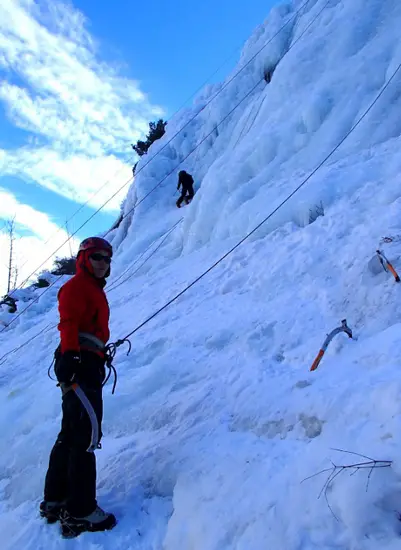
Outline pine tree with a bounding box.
[132,119,167,157]
[51,257,76,276]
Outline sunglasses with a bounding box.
[90,253,112,264]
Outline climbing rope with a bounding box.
[17,28,262,278]
[103,339,132,394]
[234,0,333,149]
[108,218,183,294]
[234,87,265,148]
[0,275,63,334]
[0,322,55,367]
[0,220,183,366]
[0,77,265,333]
[107,58,401,349]
[2,2,395,374]
[5,0,312,304]
[2,51,400,365]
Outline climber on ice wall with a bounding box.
[176,170,195,208]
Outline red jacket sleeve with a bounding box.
[58,281,86,353]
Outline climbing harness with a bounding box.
[310,319,353,372]
[78,332,119,394]
[47,333,132,395]
[46,337,131,452]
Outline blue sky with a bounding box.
[0,0,279,292]
[77,0,279,112]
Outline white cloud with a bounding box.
[0,187,79,295]
[0,0,164,209]
[1,148,131,211]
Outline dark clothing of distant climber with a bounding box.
[176,170,195,208]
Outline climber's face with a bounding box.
[88,249,112,279]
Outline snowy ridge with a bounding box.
[2,0,401,548]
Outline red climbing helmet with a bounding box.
[78,237,113,257]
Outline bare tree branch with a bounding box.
[330,447,375,461]
[302,450,392,522]
[301,467,334,484]
[6,216,17,294]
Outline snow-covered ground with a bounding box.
[2,0,401,547]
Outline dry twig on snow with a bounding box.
[302,448,392,521]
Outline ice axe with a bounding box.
[62,383,100,452]
[310,319,353,372]
[376,249,400,282]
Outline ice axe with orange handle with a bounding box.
[310,319,353,372]
[376,250,400,283]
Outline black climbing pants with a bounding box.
[176,185,194,208]
[44,351,105,517]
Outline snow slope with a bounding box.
[2,0,401,548]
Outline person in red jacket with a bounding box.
[40,237,117,538]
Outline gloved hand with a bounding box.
[55,350,81,384]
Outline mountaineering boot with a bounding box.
[39,500,65,523]
[60,506,117,538]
